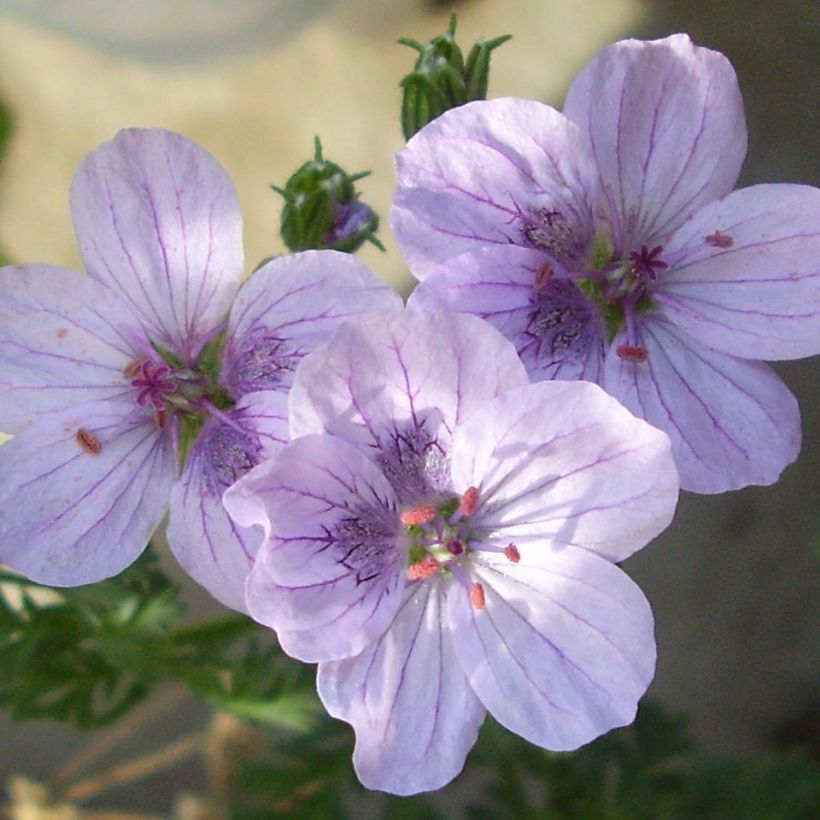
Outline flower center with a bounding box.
[123,347,234,437]
[221,332,296,396]
[627,244,668,281]
[401,487,519,610]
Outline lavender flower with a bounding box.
[0,128,402,608]
[393,34,820,493]
[224,312,679,794]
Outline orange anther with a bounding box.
[75,428,102,455]
[504,543,521,563]
[616,344,648,363]
[407,555,441,581]
[459,486,480,517]
[400,505,438,527]
[469,581,486,610]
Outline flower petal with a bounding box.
[564,34,746,251]
[392,98,596,278]
[604,317,801,493]
[0,264,134,432]
[450,381,678,562]
[0,400,174,585]
[317,579,485,795]
[71,128,243,359]
[226,434,405,662]
[222,250,403,397]
[166,392,284,612]
[288,312,529,463]
[408,245,606,383]
[656,184,820,360]
[448,549,655,751]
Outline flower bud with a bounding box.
[272,137,382,253]
[399,14,511,140]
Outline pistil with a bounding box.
[400,486,518,610]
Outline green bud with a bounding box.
[272,137,382,254]
[399,13,511,140]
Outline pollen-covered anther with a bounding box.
[75,428,102,455]
[616,344,648,363]
[469,581,486,610]
[123,358,147,380]
[458,486,480,517]
[407,555,441,581]
[504,543,520,563]
[705,230,734,249]
[400,504,438,527]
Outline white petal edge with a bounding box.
[318,579,486,795]
[449,550,655,751]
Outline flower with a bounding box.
[392,34,820,494]
[0,128,402,608]
[224,311,679,794]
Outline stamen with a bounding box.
[407,555,441,580]
[154,406,168,430]
[469,582,486,610]
[459,486,480,517]
[504,543,520,563]
[447,539,465,556]
[123,358,146,380]
[75,428,102,455]
[616,344,648,363]
[400,504,438,527]
[705,230,734,248]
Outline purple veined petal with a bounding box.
[317,579,486,796]
[392,98,597,279]
[221,250,403,397]
[408,245,606,383]
[227,434,406,663]
[604,316,801,494]
[0,264,136,432]
[656,183,820,360]
[288,312,529,485]
[450,381,678,563]
[563,34,746,253]
[166,392,285,612]
[231,389,290,457]
[0,399,175,585]
[71,128,243,360]
[448,549,655,751]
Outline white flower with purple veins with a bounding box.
[0,128,401,609]
[393,34,820,493]
[224,311,679,794]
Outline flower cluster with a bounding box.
[0,32,818,797]
[224,311,678,793]
[0,129,401,609]
[394,34,820,494]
